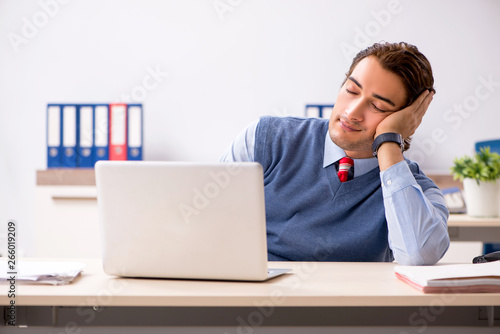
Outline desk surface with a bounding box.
[2,259,500,308]
[448,214,500,227]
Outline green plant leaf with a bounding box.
[450,146,500,182]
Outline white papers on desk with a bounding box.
[395,261,500,293]
[0,260,85,285]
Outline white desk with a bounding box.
[1,259,499,328]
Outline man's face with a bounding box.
[329,56,407,159]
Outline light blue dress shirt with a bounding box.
[220,120,450,265]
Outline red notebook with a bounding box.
[395,261,500,293]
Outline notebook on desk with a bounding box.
[95,161,290,281]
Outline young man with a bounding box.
[220,42,450,265]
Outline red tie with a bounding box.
[338,157,354,182]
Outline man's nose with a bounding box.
[345,100,364,121]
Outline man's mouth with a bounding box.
[339,119,361,132]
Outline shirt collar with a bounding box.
[323,131,379,178]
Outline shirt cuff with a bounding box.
[380,160,418,197]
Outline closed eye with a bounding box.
[346,88,358,95]
[372,104,391,113]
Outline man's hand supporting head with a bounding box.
[376,90,435,171]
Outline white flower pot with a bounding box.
[463,178,499,217]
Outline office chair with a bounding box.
[475,139,500,255]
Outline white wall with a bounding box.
[1,0,499,255]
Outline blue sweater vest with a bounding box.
[254,116,435,262]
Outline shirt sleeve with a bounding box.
[380,160,450,265]
[219,120,259,162]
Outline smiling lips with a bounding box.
[339,118,361,132]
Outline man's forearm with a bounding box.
[380,161,450,265]
[376,139,404,171]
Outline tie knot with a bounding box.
[338,157,354,182]
[339,157,353,168]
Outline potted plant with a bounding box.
[450,147,500,217]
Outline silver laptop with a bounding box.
[95,161,290,281]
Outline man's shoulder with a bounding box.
[254,116,329,162]
[403,157,439,188]
[258,116,329,130]
[403,157,423,174]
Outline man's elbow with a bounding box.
[395,234,450,266]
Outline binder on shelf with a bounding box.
[305,104,334,119]
[321,106,333,119]
[61,105,78,168]
[109,103,127,161]
[78,105,94,168]
[305,105,320,118]
[94,104,109,164]
[127,104,143,161]
[45,102,145,168]
[47,104,62,168]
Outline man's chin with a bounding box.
[331,134,373,155]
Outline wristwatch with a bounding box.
[372,133,404,157]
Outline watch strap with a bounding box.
[372,133,403,157]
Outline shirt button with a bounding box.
[386,180,392,186]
